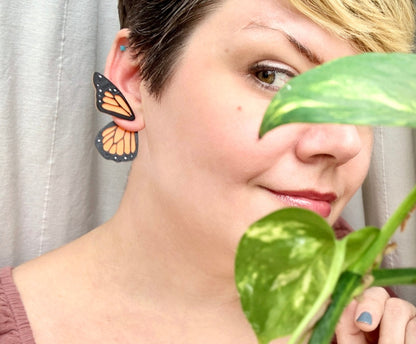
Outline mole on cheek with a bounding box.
[237,106,242,111]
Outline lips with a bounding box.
[264,189,337,218]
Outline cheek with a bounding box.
[343,127,374,196]
[161,81,269,180]
[359,127,374,177]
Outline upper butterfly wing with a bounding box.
[93,72,135,121]
[95,121,138,162]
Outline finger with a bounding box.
[405,316,416,344]
[335,299,367,344]
[354,287,390,333]
[379,297,416,344]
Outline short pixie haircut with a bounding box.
[118,0,415,97]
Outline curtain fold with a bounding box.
[363,127,416,304]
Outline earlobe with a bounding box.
[112,115,144,133]
[104,28,145,132]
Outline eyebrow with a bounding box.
[285,34,324,65]
[243,21,324,65]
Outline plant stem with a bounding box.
[350,186,416,275]
[372,268,416,286]
[308,271,361,344]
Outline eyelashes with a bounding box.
[249,62,296,92]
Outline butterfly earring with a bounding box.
[92,72,138,162]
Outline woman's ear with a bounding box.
[104,28,145,132]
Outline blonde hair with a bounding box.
[290,0,415,53]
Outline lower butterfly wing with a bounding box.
[95,122,138,162]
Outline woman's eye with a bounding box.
[250,64,296,91]
[256,70,277,84]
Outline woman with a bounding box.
[1,0,415,343]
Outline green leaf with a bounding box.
[235,208,345,344]
[341,226,380,272]
[260,53,416,137]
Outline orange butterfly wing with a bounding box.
[93,72,138,162]
[93,72,135,120]
[95,122,138,162]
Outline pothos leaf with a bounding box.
[235,213,395,344]
[341,226,380,272]
[235,208,346,344]
[259,53,416,137]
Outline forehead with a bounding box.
[198,0,355,61]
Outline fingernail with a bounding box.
[356,311,372,325]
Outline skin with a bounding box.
[12,0,416,343]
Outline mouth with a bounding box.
[263,188,337,218]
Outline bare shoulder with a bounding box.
[12,232,101,344]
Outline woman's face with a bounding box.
[137,0,373,254]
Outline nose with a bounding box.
[295,124,363,166]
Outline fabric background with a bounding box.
[1,1,415,304]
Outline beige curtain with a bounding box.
[0,0,129,264]
[1,0,415,304]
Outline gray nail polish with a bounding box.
[357,311,372,325]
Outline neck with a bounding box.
[87,177,241,314]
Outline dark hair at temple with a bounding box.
[118,0,221,98]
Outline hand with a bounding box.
[335,287,416,343]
